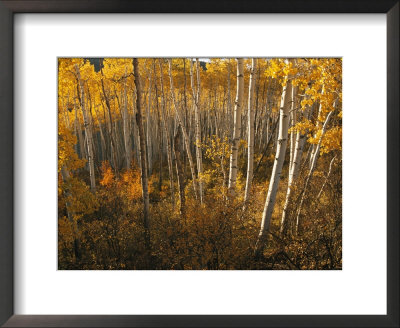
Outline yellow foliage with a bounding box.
[58,124,86,172]
[100,162,115,187]
[321,126,342,154]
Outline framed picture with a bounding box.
[0,1,398,327]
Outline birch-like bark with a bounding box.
[174,127,186,218]
[317,155,337,199]
[75,64,96,192]
[227,58,244,197]
[168,59,198,199]
[309,87,324,169]
[122,67,132,169]
[99,75,118,172]
[93,104,107,162]
[227,60,232,131]
[295,110,334,234]
[190,58,204,203]
[158,60,175,207]
[289,86,298,173]
[243,58,257,206]
[146,66,153,175]
[133,58,150,251]
[280,91,311,235]
[153,63,163,192]
[255,77,293,257]
[74,97,86,160]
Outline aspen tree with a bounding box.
[133,58,150,251]
[122,67,132,169]
[75,64,96,192]
[295,110,334,234]
[168,59,198,198]
[190,58,204,203]
[99,72,118,172]
[280,89,310,235]
[158,59,175,207]
[74,97,86,160]
[153,61,163,191]
[317,155,337,199]
[146,64,153,175]
[227,58,244,197]
[93,104,107,163]
[174,127,186,217]
[243,58,257,206]
[309,87,324,168]
[289,86,298,173]
[255,73,293,257]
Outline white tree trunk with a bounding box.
[133,58,151,251]
[190,59,204,203]
[243,58,257,206]
[174,127,186,217]
[227,58,244,197]
[255,76,293,256]
[289,86,298,174]
[93,104,106,162]
[309,86,324,169]
[122,67,132,169]
[280,91,311,234]
[158,59,175,208]
[75,64,96,192]
[168,59,198,199]
[317,155,337,199]
[227,61,232,131]
[74,97,86,160]
[146,66,153,175]
[295,110,334,234]
[100,75,119,172]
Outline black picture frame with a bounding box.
[0,1,398,327]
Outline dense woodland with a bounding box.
[58,58,342,270]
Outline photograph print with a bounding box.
[58,58,342,270]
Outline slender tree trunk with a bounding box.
[227,58,244,197]
[289,86,298,173]
[280,86,309,235]
[243,58,257,206]
[154,69,163,192]
[174,127,186,218]
[317,155,337,199]
[255,76,293,257]
[133,58,151,252]
[75,64,96,192]
[94,105,107,162]
[309,88,324,169]
[167,59,198,199]
[99,76,119,172]
[227,60,232,131]
[295,110,334,234]
[146,65,153,175]
[190,59,204,203]
[122,67,132,169]
[158,60,175,207]
[74,98,86,161]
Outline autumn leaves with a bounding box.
[58,58,342,268]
